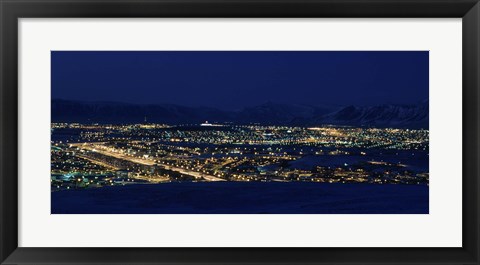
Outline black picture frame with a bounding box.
[1,0,478,264]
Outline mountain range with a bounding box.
[52,99,428,129]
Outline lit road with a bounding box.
[162,164,225,182]
[71,143,156,166]
[76,154,120,170]
[71,143,225,182]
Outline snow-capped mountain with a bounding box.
[319,102,428,128]
[51,99,428,128]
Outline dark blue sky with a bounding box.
[51,51,428,110]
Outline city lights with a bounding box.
[51,122,429,191]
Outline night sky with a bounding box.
[51,51,428,110]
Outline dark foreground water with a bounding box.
[51,182,428,214]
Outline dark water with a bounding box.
[51,182,428,214]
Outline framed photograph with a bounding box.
[1,0,478,264]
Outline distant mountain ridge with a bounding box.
[51,99,428,129]
[320,102,428,128]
